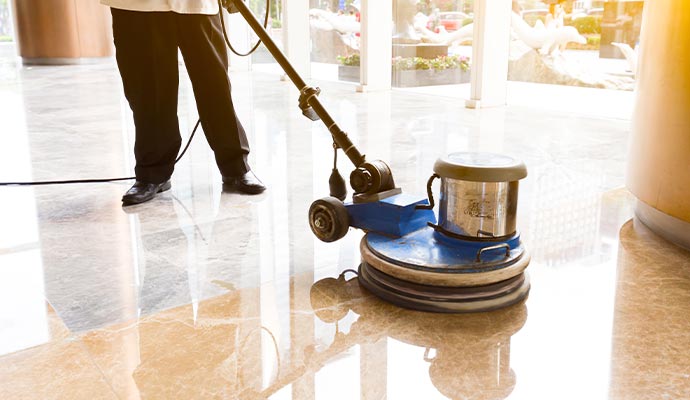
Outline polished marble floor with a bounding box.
[1,51,689,400]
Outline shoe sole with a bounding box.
[222,181,266,195]
[238,185,266,195]
[122,181,172,206]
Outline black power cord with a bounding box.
[219,0,271,57]
[0,120,201,186]
[0,0,272,187]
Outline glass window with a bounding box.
[508,0,644,92]
[0,0,13,43]
[392,0,474,98]
[310,0,361,82]
[247,0,284,75]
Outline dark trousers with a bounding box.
[111,9,250,183]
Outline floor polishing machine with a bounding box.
[227,0,531,312]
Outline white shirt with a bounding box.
[101,0,219,15]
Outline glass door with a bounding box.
[393,0,474,99]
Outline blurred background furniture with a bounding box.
[11,0,112,64]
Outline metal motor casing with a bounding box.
[438,180,519,238]
[433,152,527,240]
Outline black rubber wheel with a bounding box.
[308,197,349,243]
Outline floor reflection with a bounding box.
[73,269,529,400]
[307,272,527,400]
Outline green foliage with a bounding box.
[337,53,360,66]
[587,35,601,46]
[392,55,470,71]
[521,0,549,10]
[521,13,601,34]
[0,35,11,42]
[565,34,600,50]
[462,18,473,27]
[338,54,471,72]
[420,0,473,14]
[271,19,282,29]
[523,14,546,27]
[565,15,602,34]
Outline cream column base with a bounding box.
[465,99,481,109]
[634,199,690,251]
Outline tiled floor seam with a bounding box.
[43,298,122,399]
[75,337,123,400]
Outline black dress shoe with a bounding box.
[122,180,171,206]
[223,171,266,194]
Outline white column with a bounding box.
[465,0,512,109]
[282,0,310,79]
[357,0,393,92]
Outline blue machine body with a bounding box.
[345,192,522,270]
[345,193,436,238]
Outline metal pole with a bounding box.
[230,0,366,167]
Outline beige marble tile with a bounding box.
[80,289,263,400]
[609,220,690,400]
[0,340,117,400]
[43,302,71,341]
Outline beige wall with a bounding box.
[627,1,690,223]
[12,0,113,60]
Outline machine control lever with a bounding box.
[476,243,511,262]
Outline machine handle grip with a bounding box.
[416,174,440,210]
[476,243,511,262]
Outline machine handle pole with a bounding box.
[229,0,366,167]
[309,101,366,167]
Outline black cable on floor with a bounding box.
[0,120,201,186]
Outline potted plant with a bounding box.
[337,53,360,82]
[392,55,471,87]
[337,53,471,87]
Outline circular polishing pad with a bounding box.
[358,262,530,313]
[361,229,531,287]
